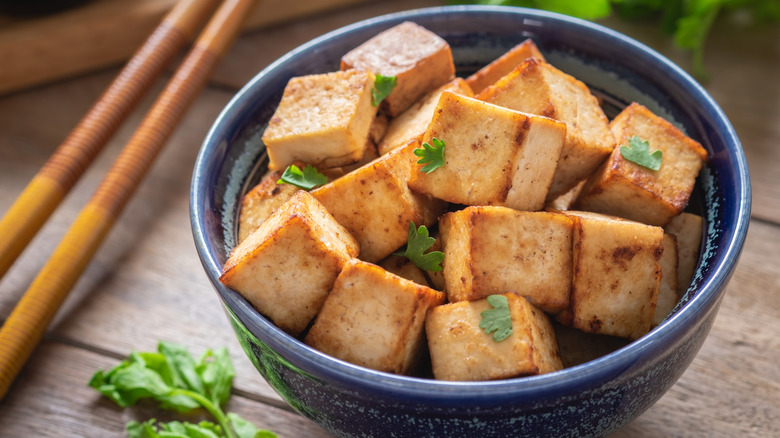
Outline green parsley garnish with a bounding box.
[371,74,397,107]
[89,341,277,438]
[620,135,663,171]
[394,221,444,272]
[277,164,328,190]
[413,137,446,173]
[479,295,513,342]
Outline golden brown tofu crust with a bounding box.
[341,21,456,116]
[562,211,664,340]
[653,233,679,326]
[465,39,546,94]
[439,206,574,314]
[305,259,446,374]
[262,70,376,170]
[664,212,703,294]
[378,255,431,287]
[408,91,564,208]
[220,191,359,335]
[425,293,562,381]
[477,58,615,201]
[237,168,299,244]
[378,78,473,156]
[312,142,446,262]
[575,103,708,226]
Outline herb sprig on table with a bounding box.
[89,341,276,438]
[452,0,780,79]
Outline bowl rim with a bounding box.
[191,5,751,402]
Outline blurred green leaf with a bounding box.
[452,0,780,80]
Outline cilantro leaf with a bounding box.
[413,137,445,173]
[127,419,224,438]
[197,347,235,406]
[90,342,276,438]
[479,295,513,342]
[673,0,720,80]
[394,221,444,272]
[160,341,206,395]
[449,0,609,19]
[371,74,397,106]
[539,0,611,20]
[619,135,663,171]
[229,413,278,438]
[276,164,327,190]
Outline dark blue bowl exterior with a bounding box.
[191,6,750,438]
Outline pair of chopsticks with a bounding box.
[0,0,257,399]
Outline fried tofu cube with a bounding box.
[335,138,381,175]
[425,293,563,381]
[237,168,300,244]
[311,142,445,262]
[341,21,455,116]
[378,78,473,156]
[465,39,545,94]
[219,191,359,335]
[305,259,446,374]
[575,103,709,226]
[561,211,664,340]
[237,162,344,244]
[545,180,584,211]
[665,212,704,294]
[408,91,565,210]
[477,58,615,201]
[654,233,679,326]
[378,255,430,287]
[439,206,574,314]
[262,70,376,170]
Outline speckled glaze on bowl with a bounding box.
[190,6,750,437]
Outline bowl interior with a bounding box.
[191,6,750,399]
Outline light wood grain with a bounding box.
[612,219,780,437]
[0,342,332,437]
[0,78,281,402]
[0,0,375,95]
[0,2,778,437]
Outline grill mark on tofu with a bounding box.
[611,245,642,270]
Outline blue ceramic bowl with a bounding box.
[191,6,750,437]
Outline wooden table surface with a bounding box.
[0,1,778,436]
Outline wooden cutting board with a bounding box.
[0,0,373,95]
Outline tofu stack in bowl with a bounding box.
[191,6,749,437]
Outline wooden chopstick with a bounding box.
[0,0,220,282]
[0,0,257,400]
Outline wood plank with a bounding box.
[0,341,333,437]
[0,0,375,95]
[612,219,780,437]
[0,71,282,402]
